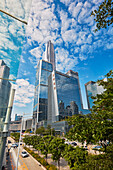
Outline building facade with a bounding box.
[47,70,84,125]
[45,40,55,70]
[32,60,53,130]
[33,41,89,133]
[0,60,11,131]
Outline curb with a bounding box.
[24,147,46,170]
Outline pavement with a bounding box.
[6,137,45,170]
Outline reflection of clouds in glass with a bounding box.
[0,0,32,81]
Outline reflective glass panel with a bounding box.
[39,85,48,99]
[55,72,82,118]
[42,60,53,72]
[40,69,51,85]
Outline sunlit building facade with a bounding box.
[32,60,53,130]
[47,70,83,125]
[33,41,89,132]
[0,60,11,131]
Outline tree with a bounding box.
[35,126,45,135]
[63,145,88,169]
[49,137,65,169]
[39,135,54,162]
[91,0,113,32]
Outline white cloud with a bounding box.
[68,2,83,18]
[106,43,113,49]
[14,79,34,107]
[79,54,87,61]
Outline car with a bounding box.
[93,146,102,150]
[21,151,29,158]
[11,143,18,148]
[8,140,11,143]
[84,146,88,150]
[71,142,77,146]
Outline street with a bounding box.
[8,137,45,170]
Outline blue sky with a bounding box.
[10,0,113,120]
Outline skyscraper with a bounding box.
[32,60,53,130]
[47,70,83,125]
[33,41,89,133]
[45,40,55,70]
[0,60,11,130]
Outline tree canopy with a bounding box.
[91,0,113,32]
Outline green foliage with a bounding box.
[63,145,88,169]
[24,147,57,170]
[35,126,45,135]
[49,137,65,168]
[91,0,113,32]
[79,151,113,170]
[10,132,20,142]
[39,135,54,161]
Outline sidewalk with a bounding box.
[26,146,70,170]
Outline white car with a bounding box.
[21,151,29,158]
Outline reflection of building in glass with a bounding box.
[15,114,22,121]
[33,41,89,132]
[0,60,11,130]
[85,81,104,109]
[32,60,53,130]
[47,70,82,125]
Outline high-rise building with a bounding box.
[0,60,11,131]
[47,70,83,125]
[32,60,53,130]
[45,40,55,70]
[85,81,104,109]
[33,41,89,133]
[15,114,22,121]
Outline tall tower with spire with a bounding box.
[45,40,55,70]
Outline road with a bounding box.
[8,137,45,170]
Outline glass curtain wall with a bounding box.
[33,60,53,129]
[0,1,32,166]
[55,72,83,121]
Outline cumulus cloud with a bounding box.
[14,79,34,107]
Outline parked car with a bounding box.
[93,145,102,150]
[11,143,18,148]
[71,142,77,146]
[84,146,88,150]
[8,140,11,143]
[21,151,29,158]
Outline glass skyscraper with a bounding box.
[33,60,53,130]
[48,70,83,125]
[33,41,89,132]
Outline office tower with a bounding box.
[85,81,104,109]
[45,40,55,70]
[32,60,53,130]
[47,70,83,125]
[0,60,11,130]
[15,114,22,121]
[33,41,89,133]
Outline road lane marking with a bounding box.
[19,155,29,170]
